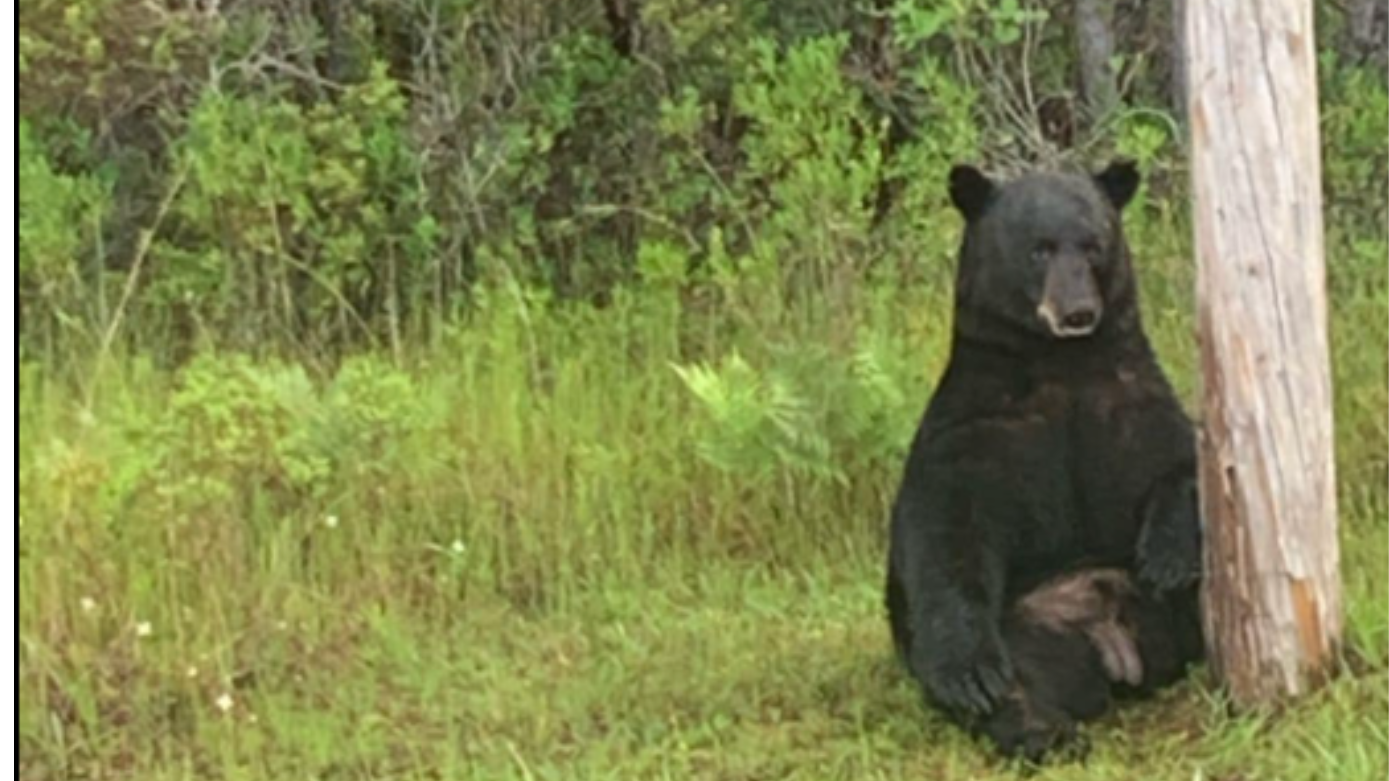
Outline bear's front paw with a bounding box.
[1137,477,1202,594]
[983,693,1086,764]
[917,635,1014,717]
[1137,541,1200,594]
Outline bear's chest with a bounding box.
[981,371,1182,566]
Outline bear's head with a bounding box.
[947,161,1141,345]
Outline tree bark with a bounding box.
[1344,0,1388,66]
[1074,0,1119,122]
[1186,0,1343,707]
[1170,0,1188,126]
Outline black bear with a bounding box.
[885,161,1204,760]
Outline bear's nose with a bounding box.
[1061,310,1098,331]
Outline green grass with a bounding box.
[18,221,1389,780]
[16,543,1389,781]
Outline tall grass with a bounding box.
[18,205,1388,778]
[17,4,1388,777]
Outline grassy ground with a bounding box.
[18,215,1389,780]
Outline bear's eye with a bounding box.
[1080,239,1102,256]
[1032,240,1057,262]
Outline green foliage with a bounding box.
[734,36,882,282]
[152,64,432,348]
[126,351,451,521]
[312,355,441,484]
[18,121,105,280]
[891,0,1047,47]
[675,353,840,481]
[17,0,1384,361]
[674,328,922,483]
[17,3,1389,778]
[18,0,204,119]
[1322,54,1389,232]
[155,355,325,509]
[18,119,109,349]
[17,253,1389,777]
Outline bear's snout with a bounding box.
[1037,300,1102,339]
[1038,259,1103,338]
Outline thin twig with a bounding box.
[87,161,190,408]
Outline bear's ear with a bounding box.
[948,165,995,221]
[1094,159,1140,210]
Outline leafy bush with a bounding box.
[18,120,109,350]
[151,64,433,349]
[155,354,325,510]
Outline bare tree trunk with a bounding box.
[1170,0,1188,126]
[1186,0,1343,708]
[1344,0,1389,66]
[1074,0,1119,122]
[313,0,356,82]
[603,0,638,58]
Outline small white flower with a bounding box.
[323,514,340,530]
[79,597,98,614]
[186,666,200,679]
[215,693,235,713]
[450,539,467,555]
[135,621,154,638]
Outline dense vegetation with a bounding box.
[18,2,1388,779]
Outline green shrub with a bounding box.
[149,63,433,349]
[18,120,109,351]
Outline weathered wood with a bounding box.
[1185,0,1343,706]
[1170,0,1188,125]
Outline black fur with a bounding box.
[886,162,1204,760]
